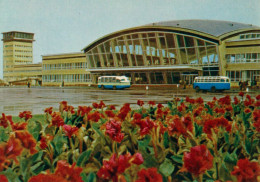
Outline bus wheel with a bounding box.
[195,86,200,92]
[101,85,104,89]
[113,86,116,90]
[211,86,216,93]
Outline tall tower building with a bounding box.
[2,31,34,81]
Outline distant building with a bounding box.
[82,20,260,86]
[42,52,91,86]
[2,31,35,81]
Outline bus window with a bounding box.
[116,79,120,83]
[112,77,116,82]
[101,77,104,82]
[221,79,225,82]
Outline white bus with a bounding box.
[98,76,131,90]
[193,76,231,92]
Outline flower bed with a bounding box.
[0,93,259,182]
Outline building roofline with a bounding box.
[41,52,84,57]
[2,31,34,34]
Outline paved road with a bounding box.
[0,86,259,115]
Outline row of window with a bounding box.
[240,33,260,40]
[43,62,87,70]
[226,53,260,63]
[42,74,91,82]
[86,31,219,68]
[15,55,32,58]
[226,70,260,82]
[4,45,32,48]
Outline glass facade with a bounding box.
[226,53,260,63]
[85,31,219,84]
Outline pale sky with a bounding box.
[0,0,260,79]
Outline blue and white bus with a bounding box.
[193,76,230,92]
[98,76,131,90]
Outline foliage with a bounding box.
[0,94,259,182]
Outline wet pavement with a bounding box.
[0,86,259,116]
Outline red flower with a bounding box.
[105,110,115,118]
[29,174,67,182]
[59,101,68,112]
[63,125,79,138]
[97,153,143,182]
[218,95,231,105]
[134,117,156,136]
[252,109,260,132]
[15,131,37,154]
[0,113,13,128]
[203,116,231,138]
[136,168,163,182]
[244,108,251,113]
[54,160,83,182]
[77,106,92,116]
[195,97,204,104]
[148,101,156,106]
[105,119,124,143]
[239,91,244,97]
[183,145,213,176]
[167,115,193,137]
[133,113,142,120]
[177,103,187,112]
[255,100,260,107]
[87,111,102,122]
[0,175,8,182]
[137,100,144,107]
[51,112,64,127]
[92,101,106,109]
[186,96,195,104]
[231,158,260,182]
[117,103,131,121]
[214,107,225,114]
[234,96,240,105]
[11,122,27,131]
[0,136,23,171]
[44,107,53,115]
[256,95,260,100]
[92,102,99,108]
[131,153,144,165]
[29,160,83,182]
[19,111,32,121]
[39,136,48,150]
[193,106,204,117]
[108,105,116,110]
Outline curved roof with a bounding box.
[82,19,260,52]
[146,19,259,37]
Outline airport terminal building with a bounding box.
[2,20,260,87]
[82,20,260,86]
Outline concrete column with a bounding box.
[173,34,182,64]
[155,33,165,65]
[138,34,148,66]
[123,36,133,66]
[110,40,119,67]
[97,46,105,67]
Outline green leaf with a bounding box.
[163,132,169,148]
[83,172,96,182]
[205,104,213,115]
[0,168,21,182]
[233,131,240,147]
[194,122,202,137]
[241,112,251,129]
[0,126,9,142]
[77,149,92,167]
[52,135,67,154]
[219,163,233,181]
[31,162,45,175]
[224,132,229,145]
[171,155,183,164]
[92,122,104,137]
[28,120,42,140]
[159,158,175,177]
[30,151,43,163]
